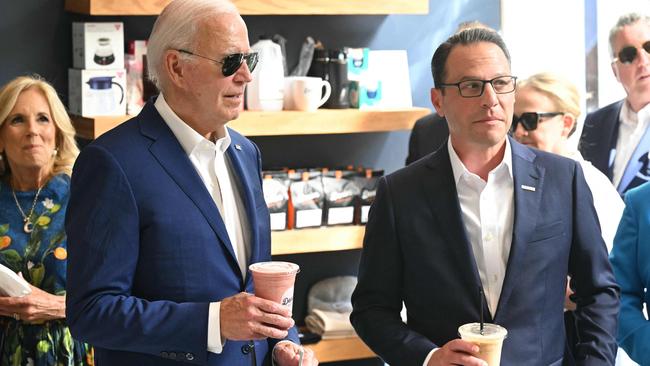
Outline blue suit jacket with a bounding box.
[578,100,624,179]
[65,101,298,366]
[609,182,650,364]
[351,138,619,366]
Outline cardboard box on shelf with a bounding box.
[68,68,127,117]
[73,22,124,70]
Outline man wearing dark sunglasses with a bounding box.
[352,27,618,366]
[64,1,316,366]
[579,12,650,195]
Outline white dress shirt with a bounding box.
[611,101,650,188]
[567,150,624,252]
[423,138,514,366]
[155,94,250,353]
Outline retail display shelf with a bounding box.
[271,226,365,256]
[304,335,375,362]
[71,108,431,139]
[65,0,428,15]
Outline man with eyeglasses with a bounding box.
[64,1,316,365]
[579,13,650,195]
[351,27,619,366]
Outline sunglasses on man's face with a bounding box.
[511,112,563,132]
[177,49,259,76]
[613,40,650,64]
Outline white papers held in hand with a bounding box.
[0,263,31,297]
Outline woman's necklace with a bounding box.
[11,185,44,233]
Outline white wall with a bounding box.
[597,0,650,107]
[500,0,586,148]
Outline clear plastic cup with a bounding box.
[249,261,300,309]
[458,323,508,366]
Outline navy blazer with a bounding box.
[65,102,298,366]
[578,100,624,179]
[351,138,619,366]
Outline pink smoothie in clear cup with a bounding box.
[249,261,300,309]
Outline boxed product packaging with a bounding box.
[354,169,384,224]
[262,171,291,231]
[322,170,360,226]
[347,48,412,109]
[290,170,324,229]
[73,22,125,70]
[68,68,127,116]
[126,40,148,115]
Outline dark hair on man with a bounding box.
[431,28,511,89]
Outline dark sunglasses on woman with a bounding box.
[511,112,564,132]
[613,40,650,64]
[176,49,259,76]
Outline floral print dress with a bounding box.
[0,174,93,366]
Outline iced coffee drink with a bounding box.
[458,323,508,366]
[249,261,300,309]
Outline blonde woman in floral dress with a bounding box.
[0,76,93,365]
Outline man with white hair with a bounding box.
[64,1,317,365]
[579,13,650,195]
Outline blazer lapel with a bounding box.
[605,101,624,179]
[138,104,241,274]
[224,134,261,280]
[494,139,544,321]
[422,145,489,319]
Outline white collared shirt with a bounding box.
[423,138,515,366]
[155,94,250,353]
[448,138,515,317]
[612,101,650,188]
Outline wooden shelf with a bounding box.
[65,0,428,15]
[71,108,430,140]
[304,336,376,363]
[271,226,364,255]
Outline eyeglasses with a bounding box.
[612,40,650,64]
[176,49,259,76]
[437,75,517,98]
[511,112,563,132]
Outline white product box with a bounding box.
[68,69,127,117]
[73,22,125,70]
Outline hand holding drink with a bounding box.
[219,261,299,341]
[458,323,508,366]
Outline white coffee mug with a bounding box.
[290,77,331,111]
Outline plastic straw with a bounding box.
[478,287,485,335]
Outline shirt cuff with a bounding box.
[423,348,438,366]
[207,302,224,353]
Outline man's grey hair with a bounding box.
[608,12,650,58]
[147,0,239,91]
[431,28,511,89]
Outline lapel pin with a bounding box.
[234,144,242,151]
[521,184,536,192]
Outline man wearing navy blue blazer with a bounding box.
[351,28,619,366]
[579,13,650,195]
[64,1,317,365]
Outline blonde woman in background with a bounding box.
[0,75,93,365]
[513,72,624,249]
[512,72,634,366]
